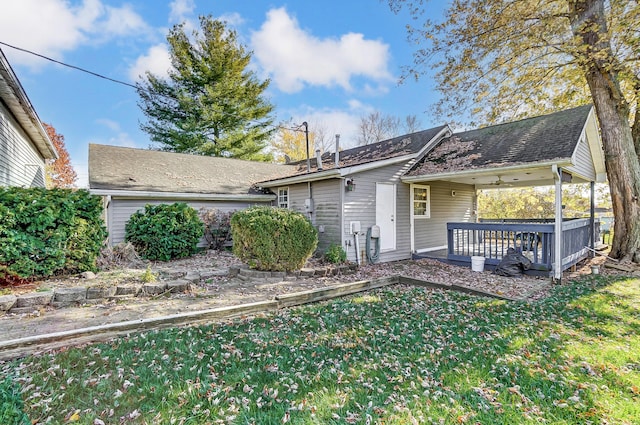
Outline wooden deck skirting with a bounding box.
[0,275,522,361]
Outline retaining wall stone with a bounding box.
[0,295,17,311]
[167,280,190,293]
[143,282,167,295]
[116,285,140,296]
[54,287,87,303]
[16,292,54,308]
[86,286,117,300]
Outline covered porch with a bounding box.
[402,105,607,281]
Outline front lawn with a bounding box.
[2,275,639,424]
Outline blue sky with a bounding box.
[0,0,446,187]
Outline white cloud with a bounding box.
[218,12,244,27]
[95,120,139,147]
[169,0,195,24]
[128,44,171,81]
[0,0,151,68]
[251,8,393,93]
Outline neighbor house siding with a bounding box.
[413,182,475,252]
[343,161,415,263]
[565,136,596,181]
[0,101,46,187]
[106,198,272,246]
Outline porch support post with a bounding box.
[553,165,563,282]
[590,181,595,254]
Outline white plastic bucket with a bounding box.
[471,256,485,272]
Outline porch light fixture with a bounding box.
[345,178,356,191]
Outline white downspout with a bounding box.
[552,165,563,282]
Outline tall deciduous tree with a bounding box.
[43,123,77,188]
[479,187,592,219]
[270,121,334,163]
[357,112,422,145]
[271,127,314,163]
[136,16,275,161]
[389,0,640,262]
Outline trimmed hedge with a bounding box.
[0,187,107,280]
[231,206,318,271]
[125,203,204,261]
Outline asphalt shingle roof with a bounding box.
[407,105,593,176]
[89,144,297,194]
[287,125,450,173]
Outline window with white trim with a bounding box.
[277,187,289,208]
[412,185,430,218]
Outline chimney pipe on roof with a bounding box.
[316,149,323,170]
[335,134,340,168]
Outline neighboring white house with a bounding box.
[0,48,57,187]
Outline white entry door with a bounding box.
[376,183,396,251]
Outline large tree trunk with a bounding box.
[569,0,640,262]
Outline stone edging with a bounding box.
[0,264,359,315]
[0,274,524,360]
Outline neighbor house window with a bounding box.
[412,185,430,218]
[278,187,289,208]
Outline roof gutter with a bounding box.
[401,159,574,183]
[89,189,276,202]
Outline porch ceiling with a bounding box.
[402,162,592,189]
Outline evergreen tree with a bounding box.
[136,16,275,161]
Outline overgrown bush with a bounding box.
[199,208,234,250]
[325,243,347,264]
[231,206,318,271]
[0,187,107,280]
[125,203,203,261]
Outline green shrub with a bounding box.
[0,378,30,425]
[125,203,203,261]
[199,208,234,250]
[0,188,107,280]
[325,243,347,264]
[231,206,318,271]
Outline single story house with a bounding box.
[259,105,605,279]
[90,105,605,279]
[0,48,57,187]
[88,144,296,245]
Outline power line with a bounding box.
[0,41,139,90]
[0,41,307,133]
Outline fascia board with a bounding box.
[89,189,275,202]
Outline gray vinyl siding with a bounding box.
[413,181,475,251]
[106,197,271,246]
[0,101,46,187]
[285,180,342,256]
[565,136,596,181]
[343,161,415,263]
